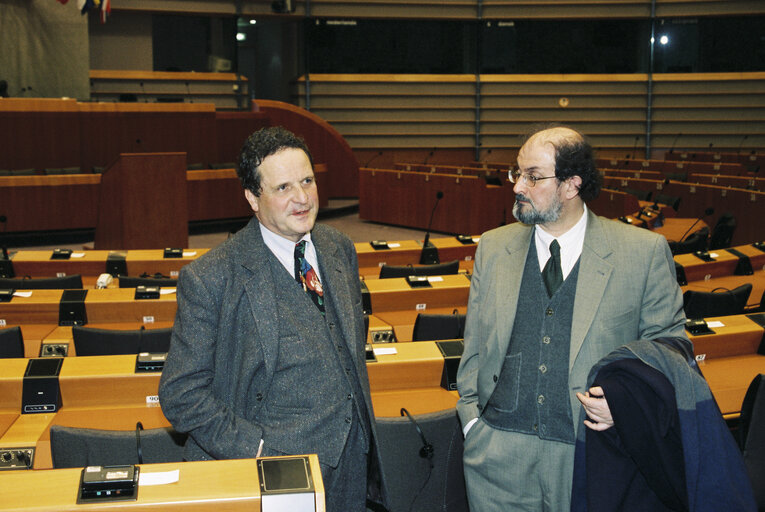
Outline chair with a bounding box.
[72,326,172,356]
[210,162,236,170]
[186,162,206,170]
[682,284,752,319]
[0,326,24,358]
[709,212,736,250]
[0,274,83,289]
[668,227,709,255]
[738,374,765,510]
[375,408,468,512]
[654,194,681,212]
[118,275,178,288]
[623,187,652,202]
[50,425,187,468]
[379,260,460,279]
[412,311,466,341]
[43,167,81,175]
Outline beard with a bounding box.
[512,192,563,225]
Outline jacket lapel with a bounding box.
[494,225,533,357]
[570,212,613,370]
[313,228,361,360]
[238,219,281,378]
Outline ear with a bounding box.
[564,175,583,199]
[244,189,259,214]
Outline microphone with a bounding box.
[678,207,714,242]
[420,191,443,265]
[363,151,383,168]
[631,136,639,160]
[669,133,682,154]
[423,148,435,165]
[0,214,13,278]
[737,135,748,156]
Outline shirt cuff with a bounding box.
[463,417,479,437]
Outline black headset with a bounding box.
[400,407,433,467]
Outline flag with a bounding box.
[100,0,110,23]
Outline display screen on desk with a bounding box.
[258,458,312,492]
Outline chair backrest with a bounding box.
[0,274,83,289]
[709,212,736,250]
[375,408,468,512]
[379,260,460,279]
[118,276,178,288]
[739,374,765,510]
[668,227,709,255]
[0,326,24,358]
[412,312,466,341]
[654,193,681,212]
[682,283,753,319]
[72,326,172,356]
[50,425,187,468]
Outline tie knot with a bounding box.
[295,240,307,257]
[549,239,560,257]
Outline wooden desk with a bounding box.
[699,355,765,419]
[9,248,209,283]
[689,314,764,360]
[0,288,178,326]
[364,274,470,313]
[373,306,468,342]
[675,243,765,283]
[1,455,325,512]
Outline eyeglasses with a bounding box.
[508,169,558,188]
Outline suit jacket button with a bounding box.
[345,417,352,424]
[493,375,498,382]
[256,393,263,401]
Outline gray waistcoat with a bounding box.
[264,257,370,467]
[482,241,579,444]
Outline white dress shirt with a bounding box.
[259,222,322,281]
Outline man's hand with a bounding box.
[576,386,614,431]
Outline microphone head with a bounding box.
[436,191,444,199]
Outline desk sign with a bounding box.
[258,456,315,512]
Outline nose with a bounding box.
[513,178,526,195]
[293,184,309,204]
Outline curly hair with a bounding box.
[237,126,313,197]
[523,125,601,202]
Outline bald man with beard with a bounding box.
[456,126,688,511]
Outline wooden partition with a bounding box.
[359,168,511,235]
[95,153,188,250]
[602,176,765,245]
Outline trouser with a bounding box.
[463,418,576,512]
[321,414,369,512]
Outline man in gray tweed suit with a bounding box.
[159,126,387,511]
[456,126,688,511]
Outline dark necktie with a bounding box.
[294,240,325,314]
[542,239,563,298]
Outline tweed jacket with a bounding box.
[159,217,387,505]
[456,210,689,438]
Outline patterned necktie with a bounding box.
[294,240,325,314]
[542,239,563,298]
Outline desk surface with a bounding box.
[1,455,325,512]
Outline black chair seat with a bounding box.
[72,326,172,356]
[412,311,466,341]
[0,274,83,289]
[0,326,24,358]
[682,283,752,319]
[379,260,460,279]
[50,425,186,468]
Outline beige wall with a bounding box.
[89,11,153,71]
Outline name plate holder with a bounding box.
[258,456,316,512]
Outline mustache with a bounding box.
[515,193,531,204]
